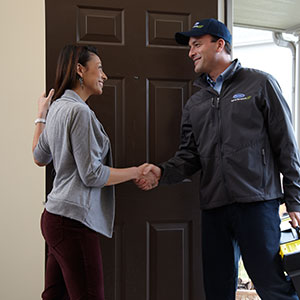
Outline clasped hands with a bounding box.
[135,163,162,191]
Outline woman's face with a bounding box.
[81,53,108,96]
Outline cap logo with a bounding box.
[193,22,204,29]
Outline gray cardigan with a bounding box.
[34,89,115,237]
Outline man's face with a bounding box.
[188,35,219,74]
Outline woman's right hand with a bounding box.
[135,163,160,190]
[37,88,55,118]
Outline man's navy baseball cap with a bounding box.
[175,18,232,45]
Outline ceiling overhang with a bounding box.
[234,0,300,34]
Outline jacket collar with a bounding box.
[193,59,242,89]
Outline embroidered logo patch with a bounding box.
[231,93,252,102]
[233,93,245,98]
[193,22,204,29]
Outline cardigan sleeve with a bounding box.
[33,130,53,165]
[69,105,110,188]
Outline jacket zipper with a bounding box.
[261,148,266,189]
[216,97,223,157]
[214,96,228,191]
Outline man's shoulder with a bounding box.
[237,66,271,81]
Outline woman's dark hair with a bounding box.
[210,35,232,55]
[52,45,99,101]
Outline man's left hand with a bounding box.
[288,211,300,228]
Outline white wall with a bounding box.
[0,1,45,299]
[233,26,293,109]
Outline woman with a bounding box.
[32,45,157,300]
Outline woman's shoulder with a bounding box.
[50,98,89,116]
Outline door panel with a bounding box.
[46,1,218,299]
[148,79,190,162]
[148,221,190,300]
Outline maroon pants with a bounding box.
[40,209,105,300]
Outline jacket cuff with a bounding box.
[157,165,165,185]
[286,202,300,212]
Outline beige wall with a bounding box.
[0,1,46,299]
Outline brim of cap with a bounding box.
[175,32,191,45]
[175,28,207,45]
[175,29,231,45]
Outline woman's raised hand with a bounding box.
[37,88,55,118]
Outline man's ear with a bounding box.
[216,39,225,53]
[76,63,85,78]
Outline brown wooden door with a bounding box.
[46,1,217,299]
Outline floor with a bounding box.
[236,289,261,300]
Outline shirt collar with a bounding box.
[206,61,235,86]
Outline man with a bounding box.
[137,18,300,299]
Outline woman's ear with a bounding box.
[76,63,85,78]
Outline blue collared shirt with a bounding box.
[206,62,235,94]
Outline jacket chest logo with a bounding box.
[231,93,252,103]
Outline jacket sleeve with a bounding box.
[69,105,110,188]
[263,75,300,211]
[159,104,201,184]
[33,130,53,165]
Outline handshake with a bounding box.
[134,163,162,191]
